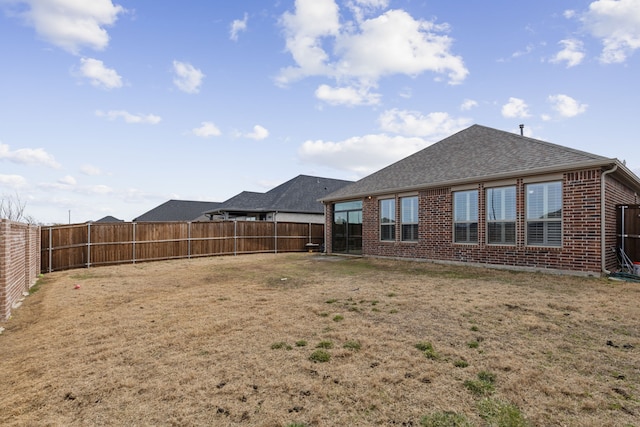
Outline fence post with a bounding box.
[48,226,52,273]
[87,222,91,268]
[274,220,278,254]
[234,221,237,256]
[188,222,191,259]
[132,222,136,264]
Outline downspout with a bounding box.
[601,164,618,275]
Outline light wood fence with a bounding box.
[41,221,324,273]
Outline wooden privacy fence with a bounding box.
[41,221,325,273]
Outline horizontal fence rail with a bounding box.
[41,221,324,273]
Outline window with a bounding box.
[454,190,478,243]
[400,196,418,241]
[486,186,516,245]
[379,199,395,241]
[526,181,562,246]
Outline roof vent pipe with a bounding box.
[519,124,524,136]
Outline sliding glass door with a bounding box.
[333,201,362,255]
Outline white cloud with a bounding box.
[550,39,585,67]
[347,0,389,22]
[7,0,125,54]
[78,57,122,89]
[230,13,248,41]
[277,1,468,98]
[582,0,640,63]
[96,110,161,124]
[298,133,429,176]
[0,174,28,188]
[547,94,588,118]
[192,121,221,138]
[245,125,269,140]
[564,9,577,19]
[460,99,478,111]
[335,9,468,84]
[58,175,76,186]
[315,84,381,106]
[278,0,340,84]
[511,44,534,58]
[501,97,531,118]
[378,109,470,138]
[81,164,102,176]
[172,60,205,94]
[0,142,61,168]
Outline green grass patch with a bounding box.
[415,341,439,360]
[343,340,361,351]
[316,341,333,349]
[333,315,344,322]
[467,340,480,349]
[295,340,307,347]
[420,411,472,427]
[309,350,331,363]
[271,342,292,350]
[325,298,338,304]
[28,276,46,295]
[454,360,469,368]
[464,371,496,396]
[477,398,530,426]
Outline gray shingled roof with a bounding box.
[209,175,354,215]
[323,124,615,201]
[95,215,124,223]
[134,200,222,222]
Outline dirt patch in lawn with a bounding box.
[1,253,639,426]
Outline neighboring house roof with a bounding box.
[134,200,222,222]
[208,175,354,216]
[95,215,124,223]
[322,124,639,201]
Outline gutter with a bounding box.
[601,163,618,275]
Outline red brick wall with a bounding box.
[604,172,639,270]
[0,220,41,321]
[325,167,639,275]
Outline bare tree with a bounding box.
[0,193,36,223]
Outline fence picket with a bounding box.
[40,220,324,272]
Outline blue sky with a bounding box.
[1,0,639,224]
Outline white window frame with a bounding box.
[400,196,418,242]
[486,186,516,245]
[453,190,478,244]
[379,198,396,241]
[526,181,562,247]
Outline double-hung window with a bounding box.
[379,198,395,241]
[486,186,516,245]
[400,196,418,241]
[454,190,478,243]
[526,181,562,246]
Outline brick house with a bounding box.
[320,125,640,276]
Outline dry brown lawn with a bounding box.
[1,253,639,426]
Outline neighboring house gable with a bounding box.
[95,215,124,223]
[134,200,222,222]
[322,124,640,275]
[206,175,353,223]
